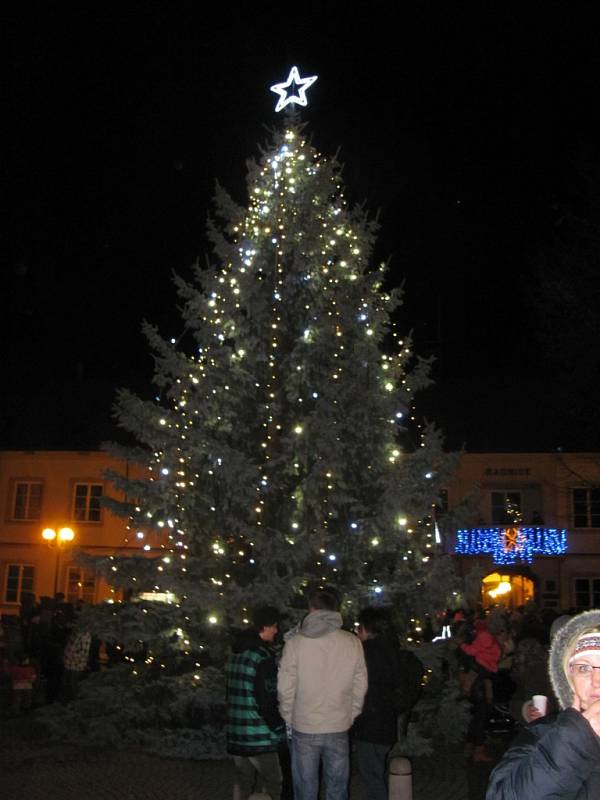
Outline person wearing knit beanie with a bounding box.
[486,609,600,800]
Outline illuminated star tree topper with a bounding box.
[270,65,318,112]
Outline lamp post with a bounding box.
[41,527,76,598]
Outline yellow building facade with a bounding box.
[0,450,145,615]
[447,452,600,612]
[1,449,599,616]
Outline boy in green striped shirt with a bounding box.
[226,606,285,800]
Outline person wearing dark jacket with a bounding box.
[486,609,600,800]
[226,606,286,800]
[352,607,423,800]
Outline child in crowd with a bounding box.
[7,654,37,715]
[458,616,501,703]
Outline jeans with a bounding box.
[232,752,282,800]
[291,730,349,800]
[354,740,391,800]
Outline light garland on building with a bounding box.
[454,526,568,565]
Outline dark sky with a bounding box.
[5,6,600,452]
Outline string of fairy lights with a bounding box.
[104,73,446,680]
[455,526,568,565]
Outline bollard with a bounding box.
[388,756,413,800]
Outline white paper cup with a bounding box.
[532,694,548,714]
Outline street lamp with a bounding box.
[41,527,76,597]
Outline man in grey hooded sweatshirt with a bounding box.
[277,587,368,800]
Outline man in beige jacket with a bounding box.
[277,587,368,800]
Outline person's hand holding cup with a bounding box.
[522,695,548,723]
[532,695,548,715]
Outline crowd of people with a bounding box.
[0,592,108,715]
[225,587,422,800]
[225,593,600,800]
[2,588,599,799]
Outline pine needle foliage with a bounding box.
[93,116,459,682]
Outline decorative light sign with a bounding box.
[432,624,452,642]
[270,66,318,112]
[137,591,179,604]
[454,526,568,565]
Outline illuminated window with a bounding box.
[491,491,521,525]
[11,481,43,520]
[72,483,103,522]
[66,566,96,604]
[572,488,600,528]
[574,577,600,610]
[4,564,35,603]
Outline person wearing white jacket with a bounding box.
[277,587,368,800]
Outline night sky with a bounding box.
[5,6,600,453]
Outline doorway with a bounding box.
[481,571,535,610]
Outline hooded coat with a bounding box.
[460,618,501,673]
[277,609,367,734]
[486,609,600,800]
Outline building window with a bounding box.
[574,577,600,610]
[66,566,96,604]
[572,488,600,528]
[72,483,103,522]
[491,491,522,525]
[4,564,35,603]
[11,481,43,520]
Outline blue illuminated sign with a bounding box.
[454,526,568,565]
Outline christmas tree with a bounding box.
[52,69,464,756]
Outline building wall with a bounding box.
[446,452,600,611]
[0,450,150,615]
[2,449,599,616]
